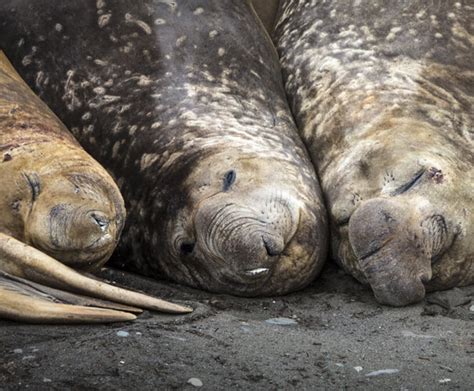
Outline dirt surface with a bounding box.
[0,264,473,390]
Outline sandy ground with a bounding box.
[0,264,473,390]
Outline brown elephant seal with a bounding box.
[0,51,191,323]
[274,0,473,305]
[0,0,328,296]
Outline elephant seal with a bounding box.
[0,0,328,296]
[0,51,191,323]
[274,0,473,305]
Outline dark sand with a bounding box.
[1,264,473,390]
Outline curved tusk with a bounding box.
[0,233,192,314]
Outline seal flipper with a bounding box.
[0,273,137,323]
[0,271,142,313]
[0,233,193,315]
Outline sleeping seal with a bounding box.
[1,0,328,296]
[274,0,473,305]
[0,51,190,323]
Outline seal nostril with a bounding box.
[263,237,281,257]
[180,242,195,255]
[419,273,430,284]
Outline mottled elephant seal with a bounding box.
[0,51,190,323]
[274,0,473,305]
[0,0,328,296]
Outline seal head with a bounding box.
[23,168,125,271]
[161,150,325,296]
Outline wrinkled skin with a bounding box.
[274,0,473,305]
[0,0,328,296]
[0,52,190,323]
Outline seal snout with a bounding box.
[193,192,300,285]
[262,235,285,257]
[348,197,444,306]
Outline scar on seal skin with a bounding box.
[274,0,473,306]
[0,0,328,296]
[0,52,191,323]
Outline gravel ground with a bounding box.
[0,264,473,390]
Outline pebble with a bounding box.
[43,378,52,383]
[401,330,435,339]
[354,366,363,373]
[265,317,298,326]
[470,304,474,312]
[365,369,399,377]
[439,378,451,384]
[13,349,23,354]
[116,330,130,337]
[187,378,203,387]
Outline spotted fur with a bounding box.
[1,0,328,295]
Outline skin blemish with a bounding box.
[428,167,444,184]
[2,153,12,162]
[223,170,236,191]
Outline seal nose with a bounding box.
[349,197,434,306]
[372,276,427,306]
[262,236,285,257]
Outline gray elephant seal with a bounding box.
[1,0,328,296]
[0,51,190,323]
[274,0,473,306]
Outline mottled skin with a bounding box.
[274,0,473,305]
[1,0,328,296]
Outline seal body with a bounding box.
[274,0,473,305]
[1,0,328,296]
[0,52,125,271]
[0,52,190,323]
